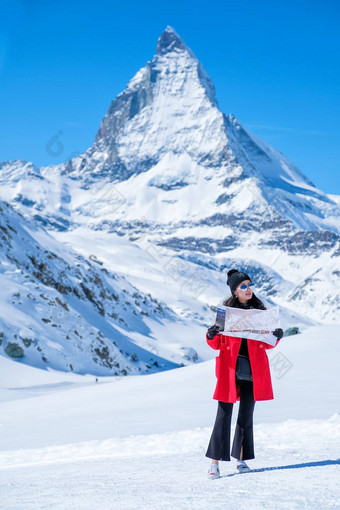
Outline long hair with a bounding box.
[223,292,266,310]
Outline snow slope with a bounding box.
[0,199,202,375]
[0,325,339,509]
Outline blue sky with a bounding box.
[1,0,339,194]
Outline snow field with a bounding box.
[0,325,339,508]
[1,419,339,510]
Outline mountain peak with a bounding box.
[157,26,193,56]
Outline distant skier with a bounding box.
[206,269,283,479]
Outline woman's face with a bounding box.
[234,279,253,301]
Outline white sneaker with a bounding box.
[207,463,221,480]
[237,460,251,473]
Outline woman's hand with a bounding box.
[273,328,284,340]
[207,324,221,339]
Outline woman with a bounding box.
[206,269,283,479]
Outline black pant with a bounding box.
[205,380,255,461]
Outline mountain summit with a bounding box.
[57,26,339,234]
[157,26,192,56]
[85,25,218,177]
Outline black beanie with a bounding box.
[227,269,251,293]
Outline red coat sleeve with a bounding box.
[263,338,281,349]
[206,333,221,350]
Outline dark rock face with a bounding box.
[157,236,240,255]
[157,26,189,55]
[262,230,340,256]
[94,62,159,147]
[150,181,189,191]
[332,242,340,258]
[5,342,24,358]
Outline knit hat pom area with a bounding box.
[226,269,251,293]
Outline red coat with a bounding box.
[207,333,280,403]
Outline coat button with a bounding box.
[227,346,231,350]
[259,344,263,348]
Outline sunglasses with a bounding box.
[239,283,255,291]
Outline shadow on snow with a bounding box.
[223,458,340,478]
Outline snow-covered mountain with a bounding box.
[0,26,340,374]
[57,26,339,232]
[0,199,204,374]
[2,27,339,234]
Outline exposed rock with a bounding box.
[5,342,24,358]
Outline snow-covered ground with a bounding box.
[1,325,339,509]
